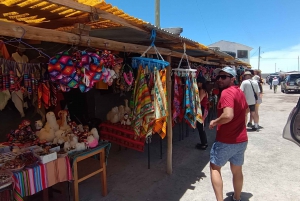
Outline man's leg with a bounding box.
[251,111,259,129]
[255,104,260,126]
[245,108,250,125]
[230,163,243,200]
[210,163,223,201]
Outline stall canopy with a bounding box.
[0,0,246,66]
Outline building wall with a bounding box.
[208,41,252,64]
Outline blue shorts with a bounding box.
[210,141,248,167]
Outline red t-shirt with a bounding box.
[216,86,248,144]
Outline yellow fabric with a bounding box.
[152,69,168,139]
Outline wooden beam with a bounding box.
[0,21,215,64]
[45,0,147,33]
[45,0,210,51]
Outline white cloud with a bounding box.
[250,44,300,73]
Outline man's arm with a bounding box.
[209,107,234,129]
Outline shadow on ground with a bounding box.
[224,191,253,201]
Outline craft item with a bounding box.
[3,158,25,172]
[9,70,15,91]
[0,67,2,90]
[0,170,13,186]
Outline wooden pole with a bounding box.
[155,0,160,28]
[166,55,173,175]
[258,46,260,70]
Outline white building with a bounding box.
[208,40,253,64]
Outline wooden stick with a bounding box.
[73,159,79,201]
[166,56,173,175]
[100,150,107,196]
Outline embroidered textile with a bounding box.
[192,77,203,124]
[172,74,184,125]
[152,69,168,139]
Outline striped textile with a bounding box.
[12,163,47,198]
[132,66,155,137]
[6,156,72,201]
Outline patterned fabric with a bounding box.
[184,76,196,129]
[192,77,203,124]
[172,74,184,125]
[8,157,73,201]
[132,66,155,137]
[48,51,78,92]
[13,163,47,198]
[152,69,168,139]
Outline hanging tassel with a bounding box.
[24,65,29,88]
[35,78,39,96]
[0,67,3,91]
[27,73,32,94]
[31,72,35,92]
[4,74,9,91]
[9,70,15,91]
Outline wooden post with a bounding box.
[166,56,173,175]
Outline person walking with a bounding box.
[272,76,279,93]
[209,67,248,201]
[240,71,260,131]
[268,76,273,90]
[196,76,209,150]
[249,75,263,128]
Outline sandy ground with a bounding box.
[46,84,300,201]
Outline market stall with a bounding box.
[0,1,250,200]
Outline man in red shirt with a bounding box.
[209,67,248,201]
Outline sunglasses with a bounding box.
[216,75,233,80]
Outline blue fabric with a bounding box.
[210,141,248,166]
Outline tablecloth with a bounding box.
[0,156,72,201]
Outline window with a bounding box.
[237,50,248,59]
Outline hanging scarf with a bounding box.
[172,74,184,125]
[132,65,155,137]
[184,76,196,129]
[192,76,203,124]
[152,68,168,139]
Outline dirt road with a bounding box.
[77,84,299,201]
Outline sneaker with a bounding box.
[251,127,258,131]
[232,193,241,201]
[247,122,253,127]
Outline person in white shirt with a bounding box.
[249,75,263,128]
[240,71,260,131]
[272,76,279,93]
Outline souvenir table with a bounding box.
[0,142,111,201]
[9,156,72,201]
[68,142,111,201]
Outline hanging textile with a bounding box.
[192,76,203,124]
[132,65,155,137]
[152,68,168,139]
[184,76,196,128]
[0,41,10,59]
[172,74,184,125]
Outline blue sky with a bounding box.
[106,0,300,73]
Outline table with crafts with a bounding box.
[0,142,111,201]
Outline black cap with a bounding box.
[197,76,206,84]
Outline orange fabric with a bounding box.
[95,80,108,89]
[0,41,10,59]
[46,157,71,187]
